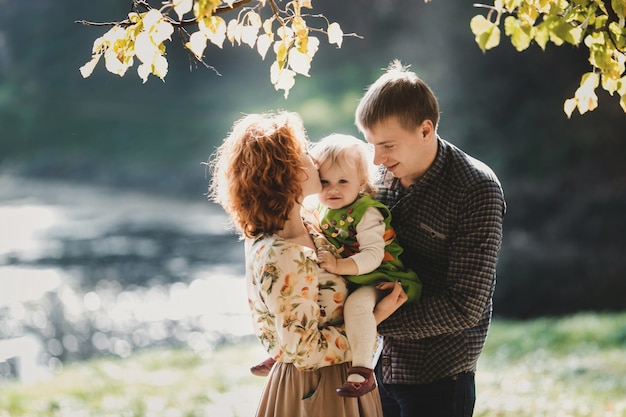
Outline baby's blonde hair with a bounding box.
[310,133,376,196]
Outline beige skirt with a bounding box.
[255,361,383,417]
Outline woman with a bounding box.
[208,111,407,417]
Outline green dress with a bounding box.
[318,195,422,302]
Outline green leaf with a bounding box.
[504,16,532,51]
[552,21,583,46]
[534,21,550,50]
[608,22,626,50]
[470,15,501,52]
[612,0,626,23]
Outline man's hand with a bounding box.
[374,281,408,324]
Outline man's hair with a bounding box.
[355,60,440,132]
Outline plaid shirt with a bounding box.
[376,137,506,384]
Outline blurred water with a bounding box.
[0,175,250,382]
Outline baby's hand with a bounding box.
[317,250,338,273]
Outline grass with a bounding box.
[1,313,625,417]
[0,339,269,417]
[476,312,626,417]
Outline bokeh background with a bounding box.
[1,0,625,390]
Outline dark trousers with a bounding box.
[376,371,476,417]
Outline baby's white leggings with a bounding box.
[344,285,379,369]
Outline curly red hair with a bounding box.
[208,112,309,238]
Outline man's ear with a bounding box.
[421,119,435,140]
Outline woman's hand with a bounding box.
[373,281,408,325]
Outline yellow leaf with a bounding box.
[574,72,599,114]
[79,54,101,78]
[137,63,151,83]
[577,72,600,96]
[173,0,193,20]
[135,32,157,63]
[277,26,294,41]
[143,9,163,29]
[563,98,577,118]
[291,15,308,39]
[128,12,142,24]
[534,22,549,50]
[104,48,131,76]
[578,93,598,114]
[90,35,107,54]
[246,11,262,29]
[302,36,319,59]
[257,33,273,59]
[226,19,242,45]
[470,15,491,36]
[241,25,259,48]
[328,22,343,48]
[152,21,174,44]
[612,0,626,22]
[518,2,539,25]
[194,0,221,19]
[269,60,282,85]
[504,16,531,51]
[602,74,619,94]
[102,26,127,47]
[186,31,208,58]
[617,76,626,95]
[288,48,311,76]
[270,61,296,98]
[263,17,274,34]
[470,15,501,52]
[274,39,290,65]
[152,54,168,80]
[200,16,226,48]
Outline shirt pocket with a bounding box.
[419,222,447,240]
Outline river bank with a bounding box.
[0,175,249,382]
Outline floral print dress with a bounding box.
[245,217,352,370]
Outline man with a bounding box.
[355,60,506,416]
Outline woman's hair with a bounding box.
[310,133,376,196]
[208,111,309,238]
[355,59,440,132]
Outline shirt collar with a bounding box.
[388,136,448,193]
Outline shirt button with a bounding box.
[382,357,391,366]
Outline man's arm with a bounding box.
[378,179,505,338]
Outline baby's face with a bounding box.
[317,160,364,210]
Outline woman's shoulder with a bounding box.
[245,233,292,259]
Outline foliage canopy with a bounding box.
[78,0,349,98]
[78,0,626,115]
[471,0,626,117]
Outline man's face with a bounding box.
[363,117,434,187]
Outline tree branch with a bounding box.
[76,0,256,28]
